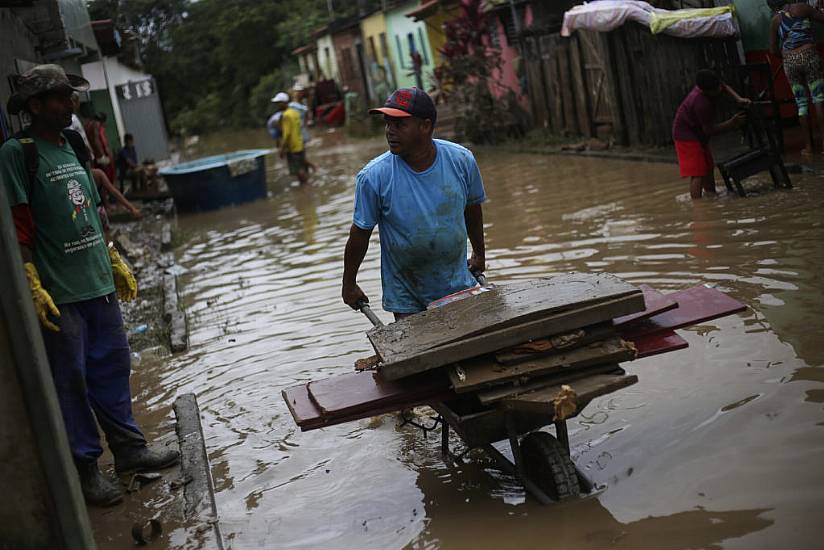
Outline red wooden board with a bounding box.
[612,285,678,326]
[629,330,689,358]
[283,383,323,427]
[306,370,452,418]
[618,285,746,340]
[283,372,452,431]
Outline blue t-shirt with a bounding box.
[353,139,486,313]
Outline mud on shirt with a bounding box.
[0,135,115,305]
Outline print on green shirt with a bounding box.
[0,134,115,305]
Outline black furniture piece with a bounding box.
[716,100,792,197]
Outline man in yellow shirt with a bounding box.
[272,92,308,184]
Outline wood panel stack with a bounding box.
[283,274,747,432]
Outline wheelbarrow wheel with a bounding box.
[521,431,580,501]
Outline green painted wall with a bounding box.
[384,1,437,90]
[734,0,774,52]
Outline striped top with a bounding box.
[778,10,815,51]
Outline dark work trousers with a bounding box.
[41,292,145,464]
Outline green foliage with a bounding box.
[170,93,223,135]
[248,67,295,123]
[88,0,332,134]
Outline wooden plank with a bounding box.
[546,35,564,134]
[369,272,642,368]
[449,337,636,393]
[613,285,677,326]
[618,286,747,340]
[282,383,323,428]
[608,29,640,145]
[630,331,688,359]
[307,370,450,417]
[501,373,639,416]
[557,39,578,135]
[379,292,644,381]
[282,371,452,431]
[494,322,616,366]
[477,363,625,406]
[570,35,592,137]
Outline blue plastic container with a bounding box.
[159,149,270,212]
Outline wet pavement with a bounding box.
[95,128,824,548]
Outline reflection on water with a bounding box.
[131,129,824,548]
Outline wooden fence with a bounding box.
[523,22,741,147]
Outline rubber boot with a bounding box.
[77,461,123,507]
[114,444,180,475]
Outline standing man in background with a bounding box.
[1,65,178,507]
[272,92,309,184]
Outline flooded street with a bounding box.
[137,129,823,548]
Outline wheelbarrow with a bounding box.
[356,275,636,504]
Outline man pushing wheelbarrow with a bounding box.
[341,87,487,321]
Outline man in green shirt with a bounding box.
[1,65,178,506]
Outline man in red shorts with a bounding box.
[673,70,751,199]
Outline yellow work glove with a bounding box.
[108,246,138,302]
[24,262,61,332]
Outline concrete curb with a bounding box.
[163,273,188,353]
[173,394,224,548]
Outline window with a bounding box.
[417,28,429,65]
[395,34,407,68]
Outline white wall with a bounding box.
[81,58,149,141]
[315,34,340,83]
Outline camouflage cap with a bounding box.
[7,64,90,115]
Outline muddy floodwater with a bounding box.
[99,129,824,548]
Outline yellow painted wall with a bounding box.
[360,12,390,66]
[423,10,454,69]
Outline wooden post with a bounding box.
[570,35,592,137]
[558,39,578,135]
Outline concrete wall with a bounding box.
[81,57,148,145]
[0,167,95,550]
[332,27,368,101]
[361,11,397,102]
[0,9,40,137]
[385,1,437,90]
[361,11,391,66]
[0,315,60,549]
[316,34,340,82]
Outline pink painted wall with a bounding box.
[487,6,532,110]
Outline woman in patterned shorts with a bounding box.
[769,0,824,155]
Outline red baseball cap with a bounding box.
[369,87,437,125]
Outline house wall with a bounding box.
[488,7,533,108]
[0,9,41,139]
[422,9,455,71]
[316,34,340,83]
[385,1,437,90]
[360,11,396,103]
[82,57,146,143]
[331,27,369,102]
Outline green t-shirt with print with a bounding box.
[0,134,115,305]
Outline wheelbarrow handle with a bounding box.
[357,300,384,328]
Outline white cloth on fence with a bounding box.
[561,1,737,39]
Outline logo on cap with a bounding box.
[394,90,412,108]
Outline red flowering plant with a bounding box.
[433,0,522,143]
